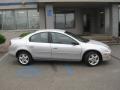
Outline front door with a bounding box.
[50,32,82,60]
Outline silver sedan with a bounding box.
[9,29,111,66]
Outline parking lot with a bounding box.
[0,45,120,90]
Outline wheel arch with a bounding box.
[16,49,32,58]
[82,50,103,61]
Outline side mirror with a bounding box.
[71,42,79,45]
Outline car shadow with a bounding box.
[32,60,110,67]
[11,58,111,68]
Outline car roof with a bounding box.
[35,29,66,33]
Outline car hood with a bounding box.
[88,40,109,48]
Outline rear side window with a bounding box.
[29,32,48,43]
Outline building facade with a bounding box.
[0,0,120,37]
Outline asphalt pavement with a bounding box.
[0,45,120,90]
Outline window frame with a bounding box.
[29,32,49,43]
[50,32,79,45]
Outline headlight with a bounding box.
[103,48,111,53]
[101,46,111,53]
[104,49,111,53]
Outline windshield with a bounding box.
[65,31,89,42]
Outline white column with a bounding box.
[45,4,54,29]
[112,4,119,37]
[105,7,110,34]
[75,9,83,34]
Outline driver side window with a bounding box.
[51,32,78,45]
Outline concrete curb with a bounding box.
[107,43,120,45]
[0,53,8,62]
[112,55,120,61]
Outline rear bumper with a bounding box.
[8,46,16,56]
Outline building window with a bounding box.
[0,11,3,30]
[54,8,75,29]
[0,9,40,30]
[2,11,16,30]
[15,10,28,29]
[28,10,40,29]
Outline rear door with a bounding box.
[50,32,82,60]
[28,32,51,59]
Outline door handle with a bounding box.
[29,46,34,48]
[53,48,58,49]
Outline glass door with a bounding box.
[0,12,2,30]
[83,14,90,33]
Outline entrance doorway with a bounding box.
[82,8,105,35]
[83,14,90,33]
[119,8,120,36]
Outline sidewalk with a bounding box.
[0,45,8,58]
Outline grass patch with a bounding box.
[19,32,30,37]
[0,34,6,44]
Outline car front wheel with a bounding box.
[17,51,32,65]
[84,51,101,66]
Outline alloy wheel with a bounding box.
[18,54,30,65]
[88,54,100,66]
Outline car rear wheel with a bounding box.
[84,51,101,66]
[17,51,32,65]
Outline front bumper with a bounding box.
[102,52,111,61]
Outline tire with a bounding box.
[84,51,101,67]
[17,51,33,65]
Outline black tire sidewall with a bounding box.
[84,51,100,67]
[17,51,32,65]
